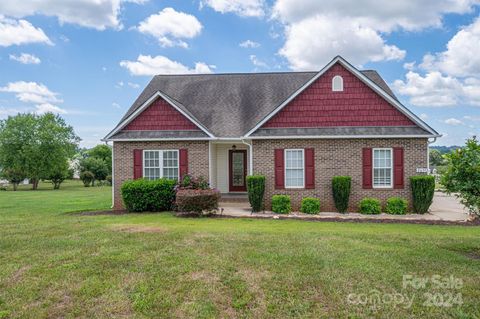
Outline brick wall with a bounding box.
[113,140,209,209]
[252,138,428,211]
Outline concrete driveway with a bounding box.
[429,191,469,221]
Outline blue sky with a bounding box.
[0,0,479,147]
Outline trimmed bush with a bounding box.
[121,178,176,212]
[332,176,351,213]
[359,197,381,214]
[178,174,209,190]
[410,175,435,214]
[272,195,291,214]
[246,175,265,212]
[80,171,94,187]
[176,189,220,215]
[385,197,408,215]
[300,197,320,214]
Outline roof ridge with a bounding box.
[153,71,319,77]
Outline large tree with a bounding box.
[441,137,480,219]
[87,144,112,173]
[0,113,80,190]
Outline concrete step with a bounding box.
[219,193,249,203]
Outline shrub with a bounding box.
[80,171,94,187]
[359,197,381,214]
[410,175,435,214]
[178,174,209,190]
[176,189,220,216]
[271,195,291,214]
[246,175,265,212]
[332,176,351,213]
[385,197,408,215]
[121,178,176,212]
[106,175,112,186]
[300,197,320,214]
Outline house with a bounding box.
[104,56,440,211]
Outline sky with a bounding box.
[0,0,479,147]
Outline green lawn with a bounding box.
[0,181,479,318]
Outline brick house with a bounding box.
[104,56,440,211]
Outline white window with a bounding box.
[143,150,179,181]
[285,149,304,188]
[332,75,344,91]
[373,148,392,188]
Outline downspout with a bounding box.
[241,139,253,175]
[109,141,114,209]
[427,137,437,174]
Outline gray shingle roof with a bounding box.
[112,70,400,139]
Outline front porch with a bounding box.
[209,140,252,195]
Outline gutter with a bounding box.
[241,139,253,175]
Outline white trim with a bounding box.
[104,91,215,140]
[284,149,305,189]
[105,137,215,142]
[241,139,253,175]
[249,134,439,139]
[142,149,180,180]
[372,148,393,189]
[244,55,440,138]
[208,141,213,186]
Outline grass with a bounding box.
[0,181,479,318]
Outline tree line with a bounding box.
[0,113,112,190]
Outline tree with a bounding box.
[78,157,109,185]
[45,160,70,189]
[1,167,25,191]
[0,113,79,190]
[429,149,445,167]
[88,144,112,173]
[441,137,480,219]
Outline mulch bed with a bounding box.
[69,210,479,226]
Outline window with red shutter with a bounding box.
[304,148,315,189]
[362,148,372,189]
[133,149,143,179]
[274,149,285,189]
[393,147,404,189]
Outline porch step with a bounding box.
[219,193,249,204]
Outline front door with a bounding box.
[229,150,247,192]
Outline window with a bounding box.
[332,75,343,91]
[285,149,304,188]
[143,150,179,181]
[373,148,392,188]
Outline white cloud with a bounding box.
[0,107,23,118]
[0,16,52,47]
[115,81,124,88]
[272,0,479,70]
[464,115,480,121]
[120,55,214,76]
[0,0,132,30]
[279,15,405,70]
[201,0,265,17]
[112,102,120,108]
[249,55,267,68]
[9,53,41,64]
[35,103,67,114]
[0,81,62,104]
[137,8,202,48]
[393,71,464,107]
[420,113,428,120]
[127,82,140,89]
[239,40,260,48]
[403,61,416,71]
[420,18,480,77]
[444,118,463,126]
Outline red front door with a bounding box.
[229,150,247,192]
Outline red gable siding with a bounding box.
[124,98,200,131]
[262,63,415,128]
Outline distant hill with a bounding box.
[430,145,462,154]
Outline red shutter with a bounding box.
[179,149,188,179]
[393,147,404,189]
[274,149,285,189]
[304,148,315,189]
[362,148,372,189]
[133,149,143,179]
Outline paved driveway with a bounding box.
[429,191,469,221]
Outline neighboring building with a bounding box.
[104,56,440,211]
